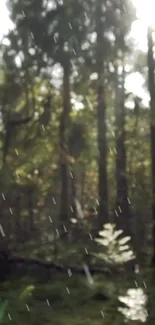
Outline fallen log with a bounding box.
[9,255,112,275]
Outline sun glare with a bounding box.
[0,1,13,41]
[130,0,155,51]
[132,0,155,28]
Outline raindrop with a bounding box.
[100,310,105,318]
[63,225,67,232]
[85,247,88,255]
[94,207,97,214]
[53,36,57,43]
[0,224,5,237]
[85,96,93,110]
[26,304,30,312]
[118,205,122,213]
[96,199,99,206]
[70,206,74,213]
[9,207,13,214]
[83,263,94,285]
[84,12,88,19]
[70,172,73,178]
[46,299,50,306]
[143,281,147,288]
[52,197,56,204]
[55,228,59,236]
[8,313,12,320]
[135,280,138,287]
[22,10,26,17]
[127,197,131,204]
[1,193,5,200]
[68,22,72,29]
[66,287,70,294]
[48,216,53,223]
[15,149,19,156]
[67,269,72,277]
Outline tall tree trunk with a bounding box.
[147,27,155,325]
[70,167,77,218]
[27,187,34,232]
[115,64,130,235]
[23,36,31,116]
[96,1,108,229]
[147,27,155,266]
[81,164,86,209]
[59,58,71,224]
[15,192,21,242]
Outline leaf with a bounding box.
[95,238,109,246]
[103,223,115,230]
[19,285,35,300]
[118,245,129,251]
[119,236,131,245]
[111,230,123,240]
[0,300,9,323]
[94,223,135,265]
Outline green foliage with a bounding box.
[0,0,154,322]
[0,300,8,323]
[118,288,147,323]
[0,276,128,325]
[95,224,135,265]
[19,285,35,301]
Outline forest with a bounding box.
[0,0,155,324]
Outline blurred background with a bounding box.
[0,0,155,324]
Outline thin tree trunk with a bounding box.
[70,167,76,218]
[115,64,130,235]
[23,36,30,116]
[81,164,86,208]
[59,58,71,224]
[147,27,155,266]
[15,192,21,242]
[146,27,155,325]
[96,0,108,229]
[28,188,34,232]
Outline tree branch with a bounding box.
[8,116,33,126]
[9,255,112,275]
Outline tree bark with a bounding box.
[59,58,71,224]
[147,27,155,266]
[27,187,34,232]
[15,192,21,242]
[96,0,108,229]
[115,64,130,235]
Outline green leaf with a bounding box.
[94,223,135,265]
[0,300,9,323]
[19,285,35,301]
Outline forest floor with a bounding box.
[0,273,126,325]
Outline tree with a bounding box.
[95,0,109,228]
[147,26,155,266]
[6,0,87,225]
[113,1,134,235]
